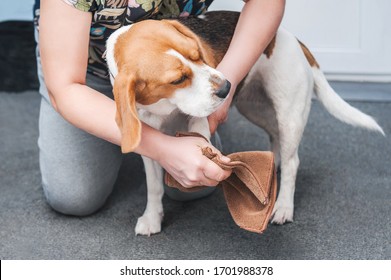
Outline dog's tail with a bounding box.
[312,68,385,135]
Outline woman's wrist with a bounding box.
[133,123,172,161]
[216,64,239,109]
[216,63,240,90]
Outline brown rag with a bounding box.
[164,132,277,234]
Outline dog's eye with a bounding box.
[171,75,188,85]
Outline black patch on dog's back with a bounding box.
[177,11,240,63]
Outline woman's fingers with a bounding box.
[202,158,231,183]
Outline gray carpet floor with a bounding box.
[0,87,390,259]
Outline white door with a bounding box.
[283,0,391,82]
[210,0,391,82]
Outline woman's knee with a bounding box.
[42,179,114,216]
[37,102,122,216]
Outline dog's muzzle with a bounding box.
[215,80,231,99]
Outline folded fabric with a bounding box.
[164,132,277,234]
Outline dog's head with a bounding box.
[106,20,231,152]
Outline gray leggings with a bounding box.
[35,33,215,216]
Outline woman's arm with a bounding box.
[39,0,230,187]
[208,0,286,133]
[39,0,122,145]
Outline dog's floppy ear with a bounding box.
[163,20,217,67]
[113,71,141,153]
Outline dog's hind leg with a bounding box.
[236,79,303,224]
[235,34,313,224]
[135,157,164,236]
[269,74,313,225]
[270,121,303,224]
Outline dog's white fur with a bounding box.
[106,25,132,85]
[107,24,384,236]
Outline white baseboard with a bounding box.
[325,73,391,83]
[327,81,391,102]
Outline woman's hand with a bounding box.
[156,135,231,188]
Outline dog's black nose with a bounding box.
[216,80,231,99]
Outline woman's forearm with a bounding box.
[53,83,121,145]
[52,82,170,160]
[217,0,285,86]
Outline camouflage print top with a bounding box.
[34,0,214,79]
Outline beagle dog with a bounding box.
[106,11,384,236]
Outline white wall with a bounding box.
[282,0,391,82]
[0,0,35,21]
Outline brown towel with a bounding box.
[164,132,277,234]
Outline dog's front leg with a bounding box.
[135,156,164,236]
[188,117,211,141]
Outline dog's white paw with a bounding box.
[135,211,163,236]
[271,200,294,225]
